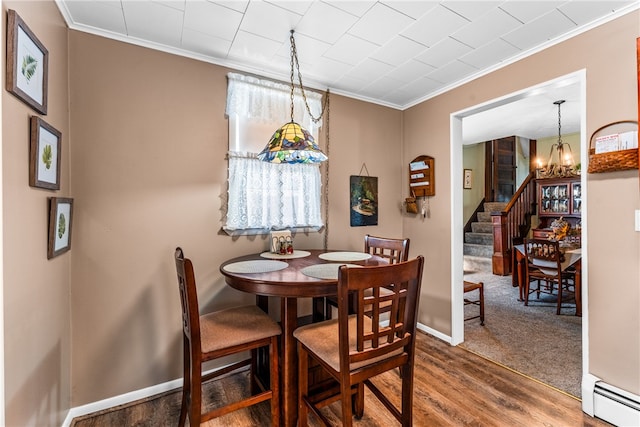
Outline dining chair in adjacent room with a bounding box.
[321,235,410,320]
[174,247,281,426]
[463,280,485,325]
[294,256,424,426]
[523,239,576,315]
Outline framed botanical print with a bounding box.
[6,9,49,114]
[29,117,61,190]
[464,169,473,189]
[47,197,73,259]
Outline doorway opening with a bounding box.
[450,71,589,397]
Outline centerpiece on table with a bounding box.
[547,217,580,249]
[548,217,569,241]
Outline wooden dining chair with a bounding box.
[523,239,576,315]
[321,235,410,320]
[463,280,485,325]
[174,247,281,426]
[294,256,424,427]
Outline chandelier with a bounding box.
[538,100,577,178]
[257,30,329,164]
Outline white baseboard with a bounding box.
[62,377,184,426]
[417,321,453,344]
[582,373,599,415]
[583,373,640,426]
[62,323,450,426]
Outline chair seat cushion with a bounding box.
[200,305,281,354]
[294,315,403,372]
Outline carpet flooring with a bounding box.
[462,266,581,398]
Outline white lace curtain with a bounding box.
[225,152,323,232]
[223,73,324,233]
[226,72,323,127]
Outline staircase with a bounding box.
[464,202,507,272]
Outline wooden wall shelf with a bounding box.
[409,155,435,197]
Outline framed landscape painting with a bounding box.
[350,175,378,227]
[6,9,49,114]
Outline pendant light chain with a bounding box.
[323,93,330,251]
[289,30,329,124]
[289,35,295,122]
[557,100,563,146]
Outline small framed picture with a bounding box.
[6,9,49,114]
[350,175,378,227]
[47,197,73,259]
[30,117,61,190]
[464,169,473,189]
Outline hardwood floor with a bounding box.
[72,331,611,426]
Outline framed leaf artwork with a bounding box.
[47,197,73,259]
[6,9,49,114]
[29,116,61,190]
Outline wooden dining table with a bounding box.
[512,244,582,316]
[220,249,387,427]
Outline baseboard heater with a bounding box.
[586,378,640,426]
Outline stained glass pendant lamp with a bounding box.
[258,30,328,164]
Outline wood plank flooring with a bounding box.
[72,331,611,426]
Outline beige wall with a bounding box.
[2,1,639,424]
[2,1,71,425]
[67,31,403,405]
[404,11,639,394]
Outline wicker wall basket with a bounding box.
[588,120,638,173]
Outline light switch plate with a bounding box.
[636,210,640,232]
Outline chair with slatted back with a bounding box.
[464,280,485,325]
[294,256,424,427]
[523,239,576,315]
[321,235,410,320]
[174,247,281,426]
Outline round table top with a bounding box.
[220,249,387,298]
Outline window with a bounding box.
[223,73,324,234]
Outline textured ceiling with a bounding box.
[55,0,637,142]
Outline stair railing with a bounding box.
[491,171,537,275]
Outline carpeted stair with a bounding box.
[464,202,507,272]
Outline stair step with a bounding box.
[463,243,493,258]
[465,232,493,245]
[477,211,492,222]
[471,222,493,234]
[483,202,508,213]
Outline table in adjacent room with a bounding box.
[512,244,582,316]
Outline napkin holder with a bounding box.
[270,230,292,254]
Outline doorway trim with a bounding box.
[449,70,589,378]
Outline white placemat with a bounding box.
[301,263,362,280]
[318,251,372,262]
[260,250,311,260]
[222,260,289,274]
